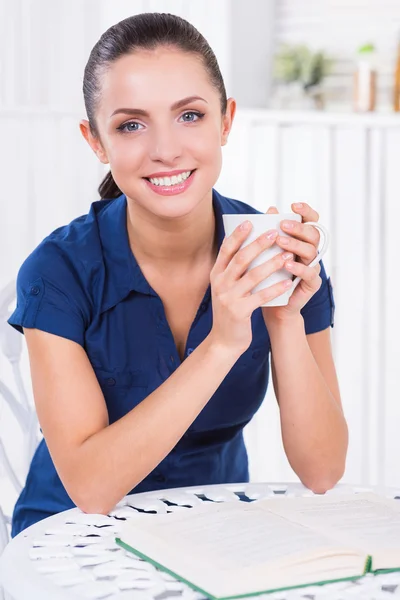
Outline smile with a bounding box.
[145,170,194,187]
[145,171,193,186]
[143,170,196,196]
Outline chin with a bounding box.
[148,195,204,220]
[135,180,213,219]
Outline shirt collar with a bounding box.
[97,189,227,313]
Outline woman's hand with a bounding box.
[209,220,295,357]
[262,203,322,327]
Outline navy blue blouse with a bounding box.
[8,189,335,537]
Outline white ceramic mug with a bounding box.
[222,213,329,307]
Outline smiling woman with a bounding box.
[7,12,347,538]
[80,25,232,221]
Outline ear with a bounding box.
[221,97,236,147]
[79,119,109,164]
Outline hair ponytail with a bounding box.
[98,171,122,200]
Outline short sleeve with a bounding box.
[300,260,335,335]
[8,243,90,347]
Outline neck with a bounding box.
[126,190,217,267]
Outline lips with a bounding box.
[143,169,195,181]
[143,168,196,196]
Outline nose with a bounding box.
[147,124,182,165]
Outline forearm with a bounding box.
[74,336,239,513]
[268,316,348,492]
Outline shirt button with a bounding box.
[187,348,194,355]
[200,303,207,311]
[155,474,166,483]
[30,286,40,296]
[106,377,116,386]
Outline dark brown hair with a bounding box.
[83,12,227,199]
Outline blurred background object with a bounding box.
[272,44,333,109]
[394,35,400,111]
[1,0,400,524]
[353,43,377,113]
[271,0,400,112]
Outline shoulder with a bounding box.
[9,200,116,342]
[14,199,117,320]
[213,189,263,216]
[18,199,112,287]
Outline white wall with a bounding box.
[222,109,400,489]
[229,0,276,107]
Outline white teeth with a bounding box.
[148,170,192,186]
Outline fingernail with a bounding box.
[283,280,293,288]
[279,236,289,246]
[239,220,251,231]
[285,261,294,269]
[282,220,294,230]
[265,229,278,240]
[294,203,303,209]
[282,252,293,261]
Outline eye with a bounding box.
[179,111,205,123]
[117,121,144,133]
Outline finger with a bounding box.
[212,220,253,276]
[234,251,294,297]
[240,279,294,317]
[285,260,322,292]
[266,206,279,214]
[276,235,317,264]
[224,229,278,281]
[280,219,320,247]
[291,202,319,223]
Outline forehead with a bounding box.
[99,47,216,114]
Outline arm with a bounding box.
[263,202,347,493]
[269,321,348,493]
[24,328,239,515]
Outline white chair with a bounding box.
[0,281,39,559]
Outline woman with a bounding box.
[9,13,348,537]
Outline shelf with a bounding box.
[237,108,400,128]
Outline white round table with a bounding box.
[1,481,400,600]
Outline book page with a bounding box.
[118,501,365,598]
[263,492,400,567]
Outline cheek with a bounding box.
[187,126,222,165]
[107,137,144,172]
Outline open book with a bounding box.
[115,492,400,599]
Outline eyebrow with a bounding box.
[110,96,208,118]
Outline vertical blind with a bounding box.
[0,0,230,112]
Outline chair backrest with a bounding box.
[0,281,39,553]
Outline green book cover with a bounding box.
[115,538,372,599]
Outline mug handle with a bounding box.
[289,222,330,295]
